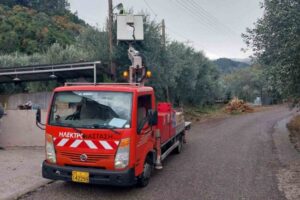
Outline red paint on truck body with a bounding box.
[44,84,179,178]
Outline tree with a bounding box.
[0,4,85,54]
[0,0,70,14]
[221,64,281,104]
[242,0,300,98]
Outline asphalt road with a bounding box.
[20,106,292,200]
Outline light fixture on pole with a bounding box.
[114,3,124,13]
[49,66,57,79]
[13,70,21,81]
[13,76,20,81]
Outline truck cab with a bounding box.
[41,84,161,186]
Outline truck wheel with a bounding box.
[174,136,183,154]
[137,157,152,187]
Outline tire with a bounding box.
[137,156,153,187]
[174,135,183,154]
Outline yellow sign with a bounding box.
[72,171,89,183]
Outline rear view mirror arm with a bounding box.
[36,121,46,130]
[36,107,46,130]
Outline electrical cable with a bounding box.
[173,0,218,34]
[188,0,238,36]
[172,0,237,38]
[141,0,221,56]
[143,0,158,18]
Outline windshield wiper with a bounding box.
[52,121,82,134]
[91,124,121,135]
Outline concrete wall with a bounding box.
[0,92,52,110]
[0,110,47,147]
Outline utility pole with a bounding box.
[161,19,166,49]
[108,0,115,80]
[161,19,169,101]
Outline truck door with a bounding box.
[136,95,154,172]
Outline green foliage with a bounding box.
[76,27,109,63]
[222,66,262,102]
[213,58,249,74]
[164,42,220,106]
[221,64,281,103]
[0,0,70,15]
[0,4,85,54]
[0,43,92,68]
[242,0,300,98]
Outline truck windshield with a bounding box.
[49,91,132,129]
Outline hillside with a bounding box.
[213,58,249,74]
[230,58,252,65]
[0,2,86,54]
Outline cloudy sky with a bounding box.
[68,0,263,59]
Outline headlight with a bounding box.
[46,134,56,163]
[114,138,130,169]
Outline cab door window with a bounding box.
[137,95,152,132]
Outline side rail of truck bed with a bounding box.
[160,121,191,161]
[161,121,192,151]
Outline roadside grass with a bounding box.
[183,104,275,123]
[183,105,228,122]
[287,115,300,152]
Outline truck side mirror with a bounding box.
[148,110,158,126]
[36,108,45,130]
[36,108,41,123]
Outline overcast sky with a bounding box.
[68,0,263,59]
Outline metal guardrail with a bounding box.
[0,61,102,83]
[0,61,101,75]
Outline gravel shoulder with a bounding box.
[0,147,50,200]
[273,114,300,200]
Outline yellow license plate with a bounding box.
[72,171,89,183]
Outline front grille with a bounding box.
[59,151,112,163]
[65,165,106,170]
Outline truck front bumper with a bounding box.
[42,161,136,186]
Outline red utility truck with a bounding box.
[36,14,190,186]
[36,83,190,187]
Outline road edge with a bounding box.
[5,180,52,200]
[273,114,300,200]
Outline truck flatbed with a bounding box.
[161,120,191,150]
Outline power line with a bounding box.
[165,26,219,56]
[172,0,237,38]
[143,0,158,18]
[172,0,218,34]
[187,0,238,36]
[141,0,220,56]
